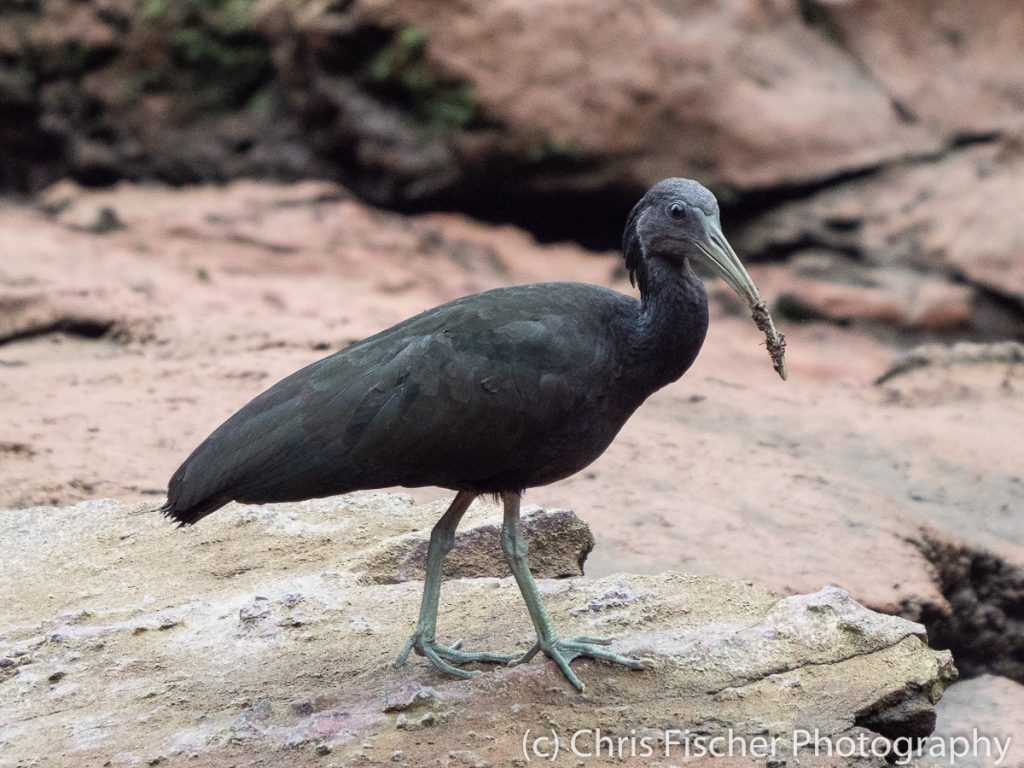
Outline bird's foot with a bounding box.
[513,635,649,692]
[395,633,515,679]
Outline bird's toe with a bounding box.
[395,632,514,678]
[533,636,650,691]
[564,634,613,646]
[419,643,478,679]
[434,642,516,665]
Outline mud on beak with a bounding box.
[694,215,788,380]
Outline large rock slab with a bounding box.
[353,505,595,584]
[274,0,938,202]
[819,0,1024,138]
[737,138,1024,338]
[0,497,954,767]
[6,0,1024,210]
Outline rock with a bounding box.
[737,139,1024,338]
[381,684,443,713]
[875,341,1024,385]
[274,0,938,204]
[927,675,1024,768]
[0,179,621,509]
[749,257,976,332]
[0,497,954,767]
[5,0,1024,217]
[0,0,324,192]
[0,57,63,191]
[2,180,1022,750]
[354,507,595,584]
[818,0,1024,138]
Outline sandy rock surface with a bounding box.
[0,496,954,767]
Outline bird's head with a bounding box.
[623,178,787,379]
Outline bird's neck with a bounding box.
[627,256,709,391]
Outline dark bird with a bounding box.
[161,178,786,691]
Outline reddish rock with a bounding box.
[750,257,976,331]
[7,0,1024,210]
[821,0,1024,137]
[737,139,1024,337]
[291,0,938,195]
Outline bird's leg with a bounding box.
[500,491,648,692]
[395,491,515,678]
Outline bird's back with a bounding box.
[163,282,644,524]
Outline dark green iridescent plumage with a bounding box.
[163,276,708,523]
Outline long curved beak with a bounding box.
[695,216,788,380]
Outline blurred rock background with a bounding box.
[2,0,1023,338]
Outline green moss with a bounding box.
[423,84,476,131]
[204,0,258,36]
[369,27,428,83]
[172,26,271,108]
[369,26,479,133]
[55,39,91,75]
[245,87,280,120]
[142,0,167,21]
[527,138,585,164]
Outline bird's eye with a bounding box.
[667,202,686,221]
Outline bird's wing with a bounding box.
[164,283,630,519]
[286,284,622,491]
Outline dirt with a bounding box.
[750,298,787,380]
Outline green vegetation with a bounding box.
[143,0,256,33]
[172,27,269,98]
[369,26,478,133]
[202,0,259,36]
[526,137,586,165]
[142,0,168,22]
[245,88,280,120]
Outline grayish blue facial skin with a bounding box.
[632,178,787,379]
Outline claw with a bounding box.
[511,642,542,666]
[421,642,476,679]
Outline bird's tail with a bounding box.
[160,493,231,527]
[160,451,234,527]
